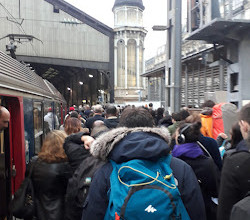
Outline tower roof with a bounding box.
[113,0,145,11]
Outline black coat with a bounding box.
[217,140,250,220]
[31,160,71,220]
[63,132,91,173]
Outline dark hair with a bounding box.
[106,105,117,116]
[230,122,243,148]
[202,100,215,108]
[172,112,182,122]
[179,110,190,121]
[70,111,79,118]
[118,107,155,128]
[178,122,202,143]
[239,103,250,124]
[149,103,153,107]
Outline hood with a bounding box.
[172,142,204,159]
[90,127,171,163]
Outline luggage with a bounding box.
[104,155,190,220]
[212,103,237,139]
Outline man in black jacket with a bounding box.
[218,103,250,220]
[103,105,119,129]
[85,105,104,132]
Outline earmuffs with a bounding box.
[177,124,192,144]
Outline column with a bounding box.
[125,39,128,89]
[114,44,118,87]
[136,39,140,87]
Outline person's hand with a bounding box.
[81,135,94,150]
[218,133,228,139]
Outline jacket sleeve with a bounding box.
[63,132,91,171]
[81,163,112,220]
[171,157,206,220]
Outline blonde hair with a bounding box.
[38,130,68,163]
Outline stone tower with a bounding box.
[113,0,147,103]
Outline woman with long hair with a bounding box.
[30,130,71,220]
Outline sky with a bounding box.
[65,0,168,60]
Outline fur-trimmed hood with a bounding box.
[90,127,171,162]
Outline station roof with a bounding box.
[45,0,114,37]
[113,0,145,11]
[186,18,250,44]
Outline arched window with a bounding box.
[117,39,125,87]
[127,39,136,87]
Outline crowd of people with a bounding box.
[5,101,250,220]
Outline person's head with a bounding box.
[91,120,109,138]
[0,106,10,132]
[38,130,68,163]
[171,112,182,123]
[69,106,75,112]
[64,117,81,135]
[70,111,79,118]
[230,122,243,148]
[105,105,117,117]
[179,110,190,121]
[202,100,215,108]
[93,104,103,114]
[156,108,164,117]
[239,103,250,140]
[118,107,155,128]
[176,122,202,145]
[149,103,153,108]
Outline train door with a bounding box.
[0,96,25,220]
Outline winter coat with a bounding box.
[84,114,104,131]
[103,117,119,129]
[172,142,220,220]
[199,135,222,170]
[200,108,213,138]
[217,140,250,220]
[30,159,71,220]
[82,127,206,220]
[63,132,91,173]
[167,121,180,136]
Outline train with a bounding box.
[0,50,67,219]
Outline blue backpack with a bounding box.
[104,155,190,220]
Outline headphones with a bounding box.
[177,123,192,144]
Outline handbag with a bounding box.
[11,161,36,219]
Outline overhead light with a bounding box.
[67,87,71,91]
[79,81,83,85]
[198,57,203,60]
[89,74,93,78]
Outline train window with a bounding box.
[33,102,43,154]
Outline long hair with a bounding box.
[38,130,68,163]
[64,117,81,135]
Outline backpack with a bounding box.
[212,103,237,139]
[230,192,250,220]
[104,155,190,220]
[65,156,105,220]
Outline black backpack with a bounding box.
[65,156,105,220]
